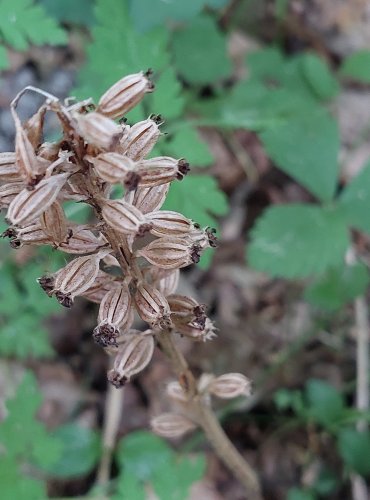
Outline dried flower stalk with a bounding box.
[1,75,262,499]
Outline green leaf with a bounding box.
[301,53,339,100]
[75,0,170,102]
[287,488,317,500]
[113,473,145,500]
[259,111,340,201]
[305,379,345,427]
[248,204,349,279]
[152,454,206,500]
[116,431,174,481]
[162,127,214,167]
[172,15,232,85]
[39,0,95,26]
[340,50,370,83]
[338,428,370,476]
[339,162,370,234]
[42,424,101,478]
[0,372,62,467]
[305,263,370,311]
[0,0,67,51]
[247,47,286,82]
[0,457,47,500]
[151,68,185,120]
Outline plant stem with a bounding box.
[351,295,369,500]
[158,331,262,499]
[96,383,124,489]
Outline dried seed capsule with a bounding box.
[148,211,194,238]
[0,153,22,183]
[86,152,138,189]
[24,105,46,148]
[156,269,179,296]
[208,373,252,399]
[107,333,155,387]
[166,381,188,403]
[134,282,171,329]
[137,237,202,270]
[135,157,190,187]
[0,182,25,208]
[53,251,108,307]
[124,183,169,214]
[10,222,50,248]
[102,199,152,236]
[176,317,217,342]
[6,173,68,226]
[74,111,122,151]
[37,274,56,297]
[121,117,161,161]
[58,227,107,254]
[40,201,68,245]
[97,71,154,119]
[37,142,60,162]
[151,413,196,438]
[93,284,133,347]
[168,294,207,330]
[82,271,119,304]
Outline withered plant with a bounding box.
[1,73,261,498]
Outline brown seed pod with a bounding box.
[97,71,154,119]
[74,111,122,151]
[24,105,46,149]
[124,183,169,214]
[148,210,194,238]
[137,237,201,270]
[107,333,155,387]
[14,111,45,184]
[40,201,68,245]
[0,182,26,208]
[121,117,161,161]
[151,413,196,438]
[166,381,188,403]
[10,222,50,248]
[176,317,217,342]
[58,227,107,254]
[0,153,22,183]
[208,373,252,399]
[102,199,152,236]
[134,157,190,187]
[167,294,207,330]
[6,173,68,226]
[82,271,119,304]
[86,152,138,189]
[134,281,172,329]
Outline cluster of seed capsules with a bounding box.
[0,72,251,436]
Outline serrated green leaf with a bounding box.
[116,431,173,481]
[172,15,232,85]
[338,428,370,476]
[151,68,185,119]
[42,424,101,478]
[75,0,170,102]
[248,204,349,279]
[301,53,339,100]
[340,50,370,83]
[305,263,370,311]
[0,457,47,500]
[305,379,345,427]
[339,162,370,233]
[39,0,95,26]
[259,110,340,201]
[162,127,214,167]
[0,0,67,51]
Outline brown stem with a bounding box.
[158,331,262,499]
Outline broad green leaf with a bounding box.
[339,162,370,234]
[162,127,214,167]
[151,67,185,120]
[287,488,317,500]
[340,50,370,83]
[0,0,67,51]
[43,424,101,478]
[248,204,349,279]
[39,0,95,26]
[305,379,345,427]
[113,473,145,500]
[305,263,370,311]
[172,15,232,85]
[76,0,170,102]
[247,47,286,82]
[301,53,339,100]
[0,457,47,500]
[259,111,340,201]
[338,428,370,476]
[116,431,173,481]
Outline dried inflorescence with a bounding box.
[1,71,251,440]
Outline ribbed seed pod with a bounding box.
[9,222,50,248]
[14,112,43,185]
[208,373,252,399]
[53,251,108,307]
[151,413,196,438]
[156,269,180,296]
[6,173,68,226]
[0,182,25,208]
[134,282,171,329]
[137,237,201,269]
[58,228,107,254]
[82,271,119,304]
[166,381,188,403]
[121,118,161,161]
[102,199,152,236]
[124,183,169,214]
[135,157,190,187]
[148,211,194,237]
[93,284,133,347]
[24,105,46,148]
[86,152,138,189]
[40,201,68,245]
[97,71,154,119]
[74,111,122,151]
[167,294,207,330]
[37,142,60,162]
[0,153,22,183]
[176,317,217,342]
[107,333,155,387]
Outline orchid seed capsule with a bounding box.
[137,237,202,269]
[208,373,252,399]
[134,282,172,329]
[102,199,152,236]
[74,111,122,151]
[147,210,194,238]
[151,413,196,438]
[0,153,22,183]
[86,152,136,187]
[124,183,169,214]
[135,157,190,187]
[121,117,161,161]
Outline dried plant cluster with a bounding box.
[0,73,252,442]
